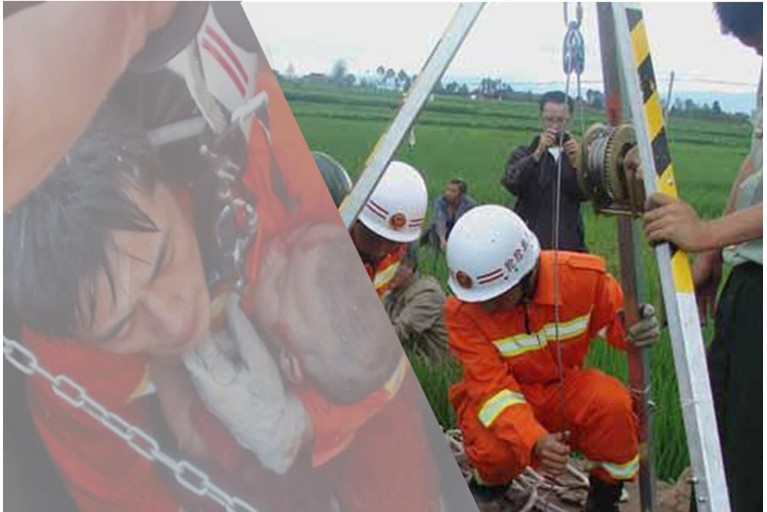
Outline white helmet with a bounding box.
[359,161,428,243]
[446,205,540,303]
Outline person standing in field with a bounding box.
[643,4,762,510]
[501,91,589,252]
[445,205,660,512]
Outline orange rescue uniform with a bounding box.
[446,251,639,485]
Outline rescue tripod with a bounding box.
[341,3,730,512]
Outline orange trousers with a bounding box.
[461,369,638,485]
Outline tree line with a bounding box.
[277,59,748,122]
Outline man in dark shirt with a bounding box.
[501,91,588,252]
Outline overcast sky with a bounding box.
[243,3,762,110]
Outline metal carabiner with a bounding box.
[562,27,585,76]
[562,2,585,76]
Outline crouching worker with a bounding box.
[444,205,660,512]
[349,160,428,299]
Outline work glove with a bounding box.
[627,303,661,348]
[184,294,308,475]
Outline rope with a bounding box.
[446,429,590,511]
[550,1,586,444]
[551,68,571,440]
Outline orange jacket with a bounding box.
[446,251,627,460]
[22,330,180,512]
[239,70,412,466]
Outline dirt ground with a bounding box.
[468,465,693,512]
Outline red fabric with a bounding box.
[296,380,391,467]
[446,251,637,483]
[319,374,442,512]
[189,400,335,512]
[23,329,180,512]
[236,72,437,504]
[240,70,339,315]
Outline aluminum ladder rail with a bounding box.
[610,4,730,511]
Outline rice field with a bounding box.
[282,80,753,482]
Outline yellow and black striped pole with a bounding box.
[613,4,730,512]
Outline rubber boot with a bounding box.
[585,474,624,512]
[468,478,510,512]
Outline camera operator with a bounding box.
[501,91,588,252]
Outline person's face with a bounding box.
[480,284,525,313]
[352,221,403,262]
[479,265,538,313]
[444,183,462,204]
[540,102,571,133]
[80,183,210,359]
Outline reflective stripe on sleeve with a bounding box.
[478,389,527,427]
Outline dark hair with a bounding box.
[4,104,161,338]
[448,178,468,194]
[714,3,762,40]
[539,91,574,114]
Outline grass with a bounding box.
[282,80,752,482]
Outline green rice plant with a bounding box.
[408,352,462,429]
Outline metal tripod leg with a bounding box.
[610,4,730,511]
[596,6,658,511]
[340,3,485,229]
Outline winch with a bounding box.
[578,123,645,217]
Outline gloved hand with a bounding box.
[627,303,661,348]
[184,294,309,475]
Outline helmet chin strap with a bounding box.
[518,266,538,305]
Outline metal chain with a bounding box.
[4,336,258,512]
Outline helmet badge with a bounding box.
[389,212,407,230]
[455,270,473,289]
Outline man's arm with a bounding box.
[390,282,444,346]
[501,145,538,196]
[150,359,212,462]
[446,302,548,467]
[692,154,759,323]
[723,154,757,216]
[562,138,588,202]
[433,199,449,242]
[644,193,762,253]
[589,269,628,351]
[4,2,176,209]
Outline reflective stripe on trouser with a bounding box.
[586,454,640,480]
[458,369,638,486]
